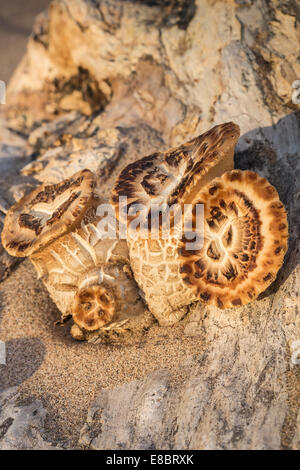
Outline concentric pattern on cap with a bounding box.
[179,170,288,308]
[111,122,240,223]
[72,285,116,331]
[2,169,95,257]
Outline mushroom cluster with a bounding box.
[1,122,288,337]
[112,122,288,325]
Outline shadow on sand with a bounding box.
[0,337,45,391]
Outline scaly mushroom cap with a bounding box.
[179,170,288,308]
[71,285,116,331]
[2,169,95,257]
[111,122,240,223]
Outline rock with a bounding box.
[0,387,60,450]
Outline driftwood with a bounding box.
[0,0,299,449]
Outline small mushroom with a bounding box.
[179,170,288,308]
[1,169,144,338]
[72,285,116,331]
[112,122,241,325]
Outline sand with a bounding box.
[0,258,205,447]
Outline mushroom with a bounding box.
[179,170,288,308]
[112,121,240,214]
[1,169,144,339]
[112,122,241,325]
[2,169,96,257]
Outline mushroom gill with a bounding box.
[179,170,288,308]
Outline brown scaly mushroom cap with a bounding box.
[179,170,288,308]
[71,285,116,331]
[2,169,95,257]
[111,122,240,222]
